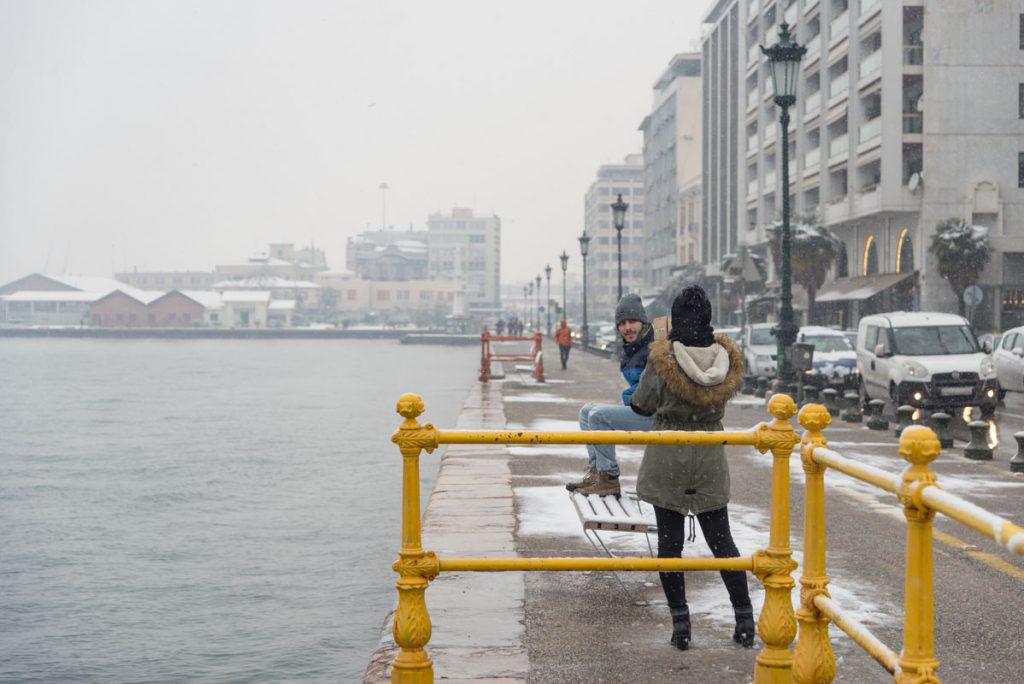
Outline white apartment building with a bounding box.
[706,0,1024,330]
[426,207,501,313]
[583,154,646,316]
[639,53,704,295]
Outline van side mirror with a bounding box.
[982,339,993,354]
[873,343,888,358]
[1013,347,1024,358]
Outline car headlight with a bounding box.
[980,358,997,380]
[901,360,929,378]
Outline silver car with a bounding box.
[994,327,1024,396]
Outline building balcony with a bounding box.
[828,133,849,166]
[748,42,761,68]
[764,171,777,193]
[803,90,822,119]
[858,49,882,87]
[857,116,882,153]
[748,178,759,200]
[904,44,924,66]
[829,10,849,45]
[804,0,820,15]
[803,147,821,175]
[824,196,850,224]
[747,132,759,157]
[763,122,777,147]
[784,3,798,26]
[859,0,882,25]
[803,34,821,65]
[855,185,882,215]
[903,112,923,134]
[747,88,759,112]
[828,76,849,108]
[748,0,760,23]
[787,159,797,185]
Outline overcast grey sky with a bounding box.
[0,0,707,285]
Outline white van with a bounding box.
[742,323,777,377]
[856,312,997,414]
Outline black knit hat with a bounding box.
[669,284,715,347]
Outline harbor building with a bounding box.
[426,207,501,314]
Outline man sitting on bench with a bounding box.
[566,293,654,497]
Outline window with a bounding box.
[1019,152,1024,188]
[348,290,357,300]
[397,290,410,301]
[864,325,878,351]
[183,313,192,322]
[420,290,432,300]
[1001,332,1018,350]
[1020,13,1024,48]
[169,312,177,321]
[116,313,124,322]
[1020,83,1024,119]
[376,290,390,301]
[148,313,156,323]
[469,234,486,243]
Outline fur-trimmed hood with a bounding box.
[647,334,745,407]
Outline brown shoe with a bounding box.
[565,466,597,492]
[575,471,621,497]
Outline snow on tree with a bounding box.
[767,216,842,325]
[928,218,991,315]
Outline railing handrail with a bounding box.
[436,427,762,447]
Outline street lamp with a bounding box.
[611,193,629,301]
[524,283,530,331]
[527,280,534,331]
[544,264,552,337]
[535,275,542,332]
[578,233,591,348]
[762,22,806,386]
[559,251,569,323]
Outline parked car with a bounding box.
[856,312,997,415]
[797,326,859,390]
[742,323,777,378]
[993,327,1024,397]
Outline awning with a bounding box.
[816,272,914,303]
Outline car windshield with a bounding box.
[891,326,979,356]
[803,335,853,353]
[749,328,774,345]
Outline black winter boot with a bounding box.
[733,605,755,648]
[670,606,691,651]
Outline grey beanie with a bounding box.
[614,293,648,325]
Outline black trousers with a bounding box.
[654,505,752,612]
[559,344,571,367]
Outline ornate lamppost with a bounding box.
[762,23,806,385]
[559,251,569,322]
[578,233,591,348]
[535,275,542,332]
[611,193,629,301]
[526,282,533,330]
[544,264,552,336]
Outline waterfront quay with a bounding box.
[366,348,1024,683]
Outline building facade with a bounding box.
[426,207,501,312]
[115,271,217,291]
[639,53,704,294]
[707,0,1024,330]
[346,229,429,281]
[583,154,646,316]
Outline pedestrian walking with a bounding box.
[555,318,573,369]
[629,284,754,651]
[495,319,505,336]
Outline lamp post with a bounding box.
[762,22,806,386]
[559,251,569,322]
[544,264,552,337]
[611,193,629,301]
[527,281,534,330]
[578,233,591,348]
[523,284,529,331]
[536,276,544,331]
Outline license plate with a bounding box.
[940,386,973,396]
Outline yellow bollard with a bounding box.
[896,427,942,684]
[390,394,441,684]
[752,394,801,684]
[793,404,836,684]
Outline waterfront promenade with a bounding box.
[365,349,1024,683]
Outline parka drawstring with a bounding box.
[686,513,697,543]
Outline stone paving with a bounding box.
[367,347,1024,683]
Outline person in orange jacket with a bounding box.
[555,318,573,369]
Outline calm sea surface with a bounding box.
[0,338,477,682]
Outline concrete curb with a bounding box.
[363,381,528,683]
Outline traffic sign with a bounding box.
[963,285,983,307]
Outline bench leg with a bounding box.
[584,529,649,606]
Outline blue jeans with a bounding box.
[578,403,655,477]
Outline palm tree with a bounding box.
[767,215,841,325]
[928,218,991,316]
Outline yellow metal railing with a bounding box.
[792,404,1024,684]
[387,393,1024,683]
[390,392,802,684]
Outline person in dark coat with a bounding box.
[629,284,754,651]
[567,293,655,497]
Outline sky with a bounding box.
[0,0,707,286]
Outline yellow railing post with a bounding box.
[390,394,441,684]
[896,427,942,684]
[793,404,836,684]
[752,394,801,684]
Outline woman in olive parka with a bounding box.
[629,284,755,651]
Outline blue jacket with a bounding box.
[619,324,654,405]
